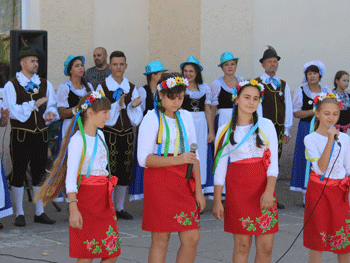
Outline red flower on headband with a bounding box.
[314,95,320,105]
[261,89,264,96]
[161,80,167,89]
[236,84,242,92]
[339,101,343,110]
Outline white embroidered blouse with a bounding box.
[214,117,279,186]
[65,129,109,193]
[137,109,199,168]
[304,132,350,179]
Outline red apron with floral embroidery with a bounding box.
[69,175,122,259]
[304,171,350,253]
[224,149,279,235]
[142,162,200,232]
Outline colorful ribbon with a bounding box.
[266,77,281,88]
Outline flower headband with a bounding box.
[313,92,343,112]
[157,76,189,91]
[232,79,265,103]
[80,90,105,111]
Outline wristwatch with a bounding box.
[72,107,78,115]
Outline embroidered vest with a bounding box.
[100,80,135,132]
[182,94,206,112]
[300,86,314,123]
[218,87,233,109]
[9,77,48,132]
[256,77,286,125]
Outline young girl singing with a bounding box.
[212,79,279,263]
[138,72,206,263]
[304,92,350,263]
[35,91,121,263]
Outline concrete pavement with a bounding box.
[0,181,339,263]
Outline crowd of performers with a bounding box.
[0,45,350,263]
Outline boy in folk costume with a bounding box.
[256,46,293,209]
[96,51,142,220]
[3,46,59,227]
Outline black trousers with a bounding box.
[103,127,134,186]
[274,123,285,160]
[9,129,48,187]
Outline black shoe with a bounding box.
[34,213,56,225]
[14,215,26,227]
[116,210,133,220]
[0,223,3,229]
[277,202,285,209]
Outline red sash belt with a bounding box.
[310,171,350,201]
[232,148,271,171]
[79,175,118,210]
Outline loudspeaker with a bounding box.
[10,30,48,79]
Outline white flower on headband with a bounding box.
[81,104,88,110]
[157,84,162,91]
[92,91,102,99]
[166,78,177,88]
[238,80,250,87]
[183,78,189,86]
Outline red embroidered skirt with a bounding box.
[142,163,200,232]
[69,175,121,259]
[224,149,279,235]
[304,171,350,253]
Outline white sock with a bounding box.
[114,185,127,212]
[12,186,24,216]
[33,186,44,216]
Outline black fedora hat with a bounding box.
[259,45,281,63]
[17,46,39,61]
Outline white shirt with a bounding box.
[96,75,142,127]
[3,71,59,124]
[210,76,245,106]
[65,129,109,193]
[137,109,199,168]
[56,79,93,108]
[214,117,279,186]
[304,132,350,179]
[292,85,331,112]
[185,83,212,105]
[257,73,293,137]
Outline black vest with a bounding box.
[218,87,234,109]
[182,94,206,112]
[300,86,314,123]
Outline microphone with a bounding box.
[328,125,341,146]
[186,143,198,179]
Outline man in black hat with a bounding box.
[255,46,293,209]
[3,46,59,226]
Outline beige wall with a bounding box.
[201,0,254,86]
[93,0,150,87]
[39,0,94,88]
[252,0,350,92]
[149,0,201,74]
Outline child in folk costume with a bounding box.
[304,93,350,263]
[333,71,350,135]
[0,101,12,229]
[129,60,168,201]
[35,91,121,262]
[212,80,279,263]
[138,73,206,263]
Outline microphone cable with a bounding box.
[275,144,341,263]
